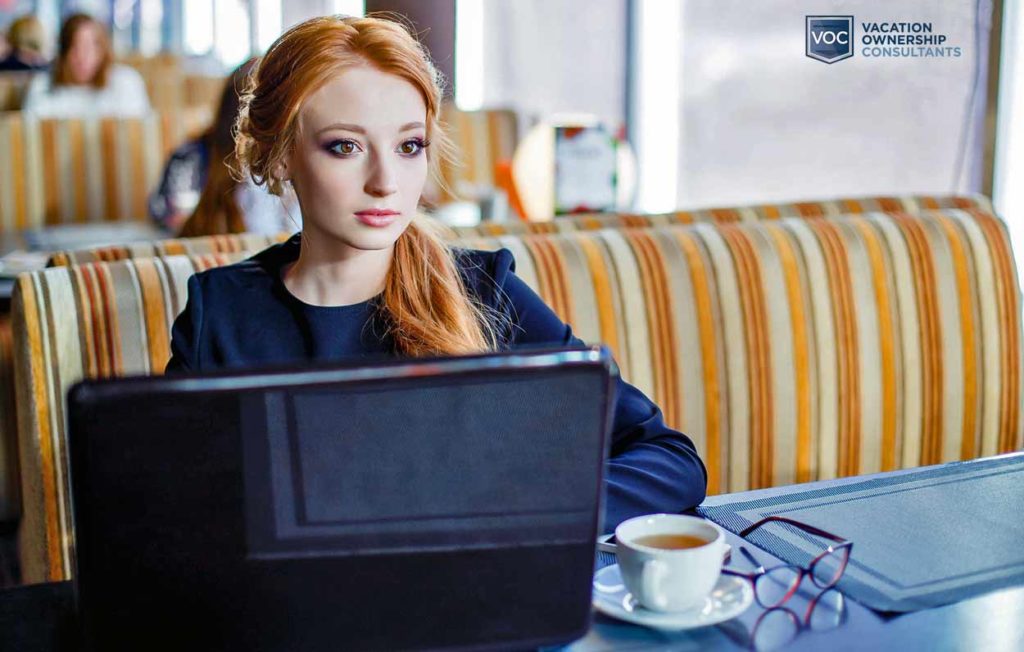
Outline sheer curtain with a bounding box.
[667,0,992,207]
[476,0,627,129]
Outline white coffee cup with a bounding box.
[615,514,725,612]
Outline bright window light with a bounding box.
[994,0,1024,283]
[138,0,164,55]
[214,0,252,69]
[455,0,484,111]
[183,0,214,55]
[632,0,681,213]
[255,0,282,53]
[332,0,366,17]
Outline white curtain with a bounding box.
[672,0,992,207]
[480,0,628,129]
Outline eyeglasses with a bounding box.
[720,587,847,651]
[721,516,852,608]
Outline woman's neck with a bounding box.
[282,230,393,307]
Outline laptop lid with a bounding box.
[67,346,616,651]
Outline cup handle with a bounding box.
[641,559,670,610]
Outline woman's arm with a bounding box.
[166,275,204,373]
[487,249,708,532]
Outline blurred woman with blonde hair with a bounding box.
[166,14,706,531]
[22,13,150,116]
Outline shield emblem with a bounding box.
[806,16,854,64]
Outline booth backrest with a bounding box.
[11,207,1022,582]
[0,111,212,231]
[450,194,991,236]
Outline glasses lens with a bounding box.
[810,545,850,588]
[807,588,846,631]
[755,565,801,607]
[752,608,800,652]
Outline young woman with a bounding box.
[149,59,300,235]
[22,13,150,117]
[166,14,706,531]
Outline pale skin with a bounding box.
[67,22,105,84]
[277,65,430,307]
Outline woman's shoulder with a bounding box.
[452,246,516,289]
[190,235,298,295]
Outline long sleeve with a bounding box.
[166,275,204,373]
[489,249,708,532]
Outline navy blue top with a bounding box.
[166,234,707,531]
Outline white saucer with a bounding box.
[592,564,754,631]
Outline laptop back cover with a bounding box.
[68,347,615,651]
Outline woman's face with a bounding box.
[285,65,430,255]
[67,22,104,84]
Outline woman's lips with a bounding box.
[354,210,399,227]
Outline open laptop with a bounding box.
[67,346,616,651]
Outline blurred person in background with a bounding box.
[152,59,300,236]
[22,13,150,116]
[0,14,49,71]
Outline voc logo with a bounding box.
[806,15,854,64]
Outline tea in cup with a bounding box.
[614,514,725,612]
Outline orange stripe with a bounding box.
[971,210,1021,452]
[711,208,741,223]
[674,231,722,493]
[894,214,943,465]
[100,120,120,221]
[577,235,622,362]
[40,121,60,224]
[135,260,171,371]
[766,224,813,482]
[10,117,28,228]
[520,238,559,314]
[855,219,899,471]
[95,264,123,374]
[876,198,902,212]
[16,276,63,579]
[128,120,147,220]
[536,238,575,324]
[840,199,863,213]
[721,225,772,487]
[68,121,87,222]
[74,266,104,377]
[811,221,859,476]
[935,216,978,460]
[626,231,680,427]
[796,203,825,218]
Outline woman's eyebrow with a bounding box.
[315,121,426,135]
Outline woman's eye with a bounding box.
[398,138,428,156]
[328,140,360,156]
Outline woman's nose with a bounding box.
[364,153,398,197]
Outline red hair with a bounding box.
[235,15,502,356]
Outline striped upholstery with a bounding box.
[438,104,519,197]
[12,252,249,581]
[11,207,1022,582]
[451,194,992,235]
[0,73,32,111]
[48,232,292,267]
[0,111,213,231]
